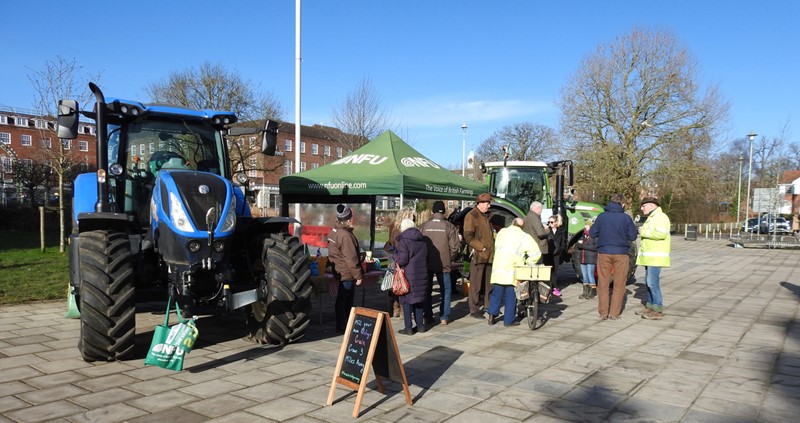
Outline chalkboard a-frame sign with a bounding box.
[326,307,412,418]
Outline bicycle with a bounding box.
[514,265,552,330]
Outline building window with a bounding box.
[1,157,12,173]
[0,115,7,125]
[247,169,258,178]
[139,144,145,155]
[323,145,331,157]
[312,163,319,169]
[130,145,137,157]
[19,158,32,167]
[42,137,52,148]
[15,117,29,127]
[35,119,47,129]
[79,141,89,152]
[311,144,319,155]
[284,139,292,152]
[284,160,292,175]
[149,143,154,154]
[249,136,256,148]
[336,147,343,158]
[300,142,306,154]
[1,132,10,144]
[61,139,71,150]
[248,157,257,170]
[21,135,32,146]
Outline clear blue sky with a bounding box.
[2,1,797,168]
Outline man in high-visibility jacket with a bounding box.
[636,197,671,320]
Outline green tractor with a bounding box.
[456,158,634,283]
[481,159,600,274]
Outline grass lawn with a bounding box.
[0,231,69,305]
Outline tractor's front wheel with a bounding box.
[247,233,312,345]
[76,230,136,362]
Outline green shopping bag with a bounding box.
[144,298,198,371]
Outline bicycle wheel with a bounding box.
[526,282,540,330]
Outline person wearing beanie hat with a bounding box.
[463,193,495,319]
[326,204,362,333]
[336,204,353,221]
[636,197,671,320]
[394,217,429,335]
[420,200,461,325]
[590,194,638,321]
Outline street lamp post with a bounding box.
[737,155,744,224]
[461,123,467,177]
[745,131,757,225]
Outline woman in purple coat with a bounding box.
[394,219,428,335]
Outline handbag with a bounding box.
[144,298,199,371]
[381,264,395,291]
[392,265,410,296]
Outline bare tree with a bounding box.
[752,121,794,185]
[330,77,391,151]
[476,123,559,163]
[26,56,101,252]
[559,28,729,207]
[146,62,285,122]
[12,160,50,206]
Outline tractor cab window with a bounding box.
[124,118,225,178]
[489,167,547,210]
[116,117,226,223]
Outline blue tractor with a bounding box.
[59,83,312,362]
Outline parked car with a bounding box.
[762,217,792,234]
[742,218,760,233]
[742,216,792,234]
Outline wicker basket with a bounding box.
[514,265,552,281]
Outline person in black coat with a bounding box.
[547,214,567,296]
[394,218,428,335]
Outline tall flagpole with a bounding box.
[293,0,302,228]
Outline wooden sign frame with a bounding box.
[327,307,412,418]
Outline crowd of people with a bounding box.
[326,191,672,335]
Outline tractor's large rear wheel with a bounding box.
[77,230,136,362]
[247,233,312,345]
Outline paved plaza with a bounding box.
[1,238,799,422]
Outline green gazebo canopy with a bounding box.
[279,130,485,201]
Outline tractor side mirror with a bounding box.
[57,99,79,140]
[261,120,278,156]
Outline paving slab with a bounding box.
[1,238,799,422]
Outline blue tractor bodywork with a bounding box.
[61,84,311,362]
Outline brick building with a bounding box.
[1,104,352,213]
[237,121,351,216]
[0,106,96,205]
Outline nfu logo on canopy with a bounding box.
[331,154,441,169]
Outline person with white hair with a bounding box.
[394,219,429,335]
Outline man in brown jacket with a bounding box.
[463,193,495,319]
[327,204,363,333]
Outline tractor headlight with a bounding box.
[109,163,124,176]
[220,195,237,233]
[187,240,201,253]
[169,192,194,232]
